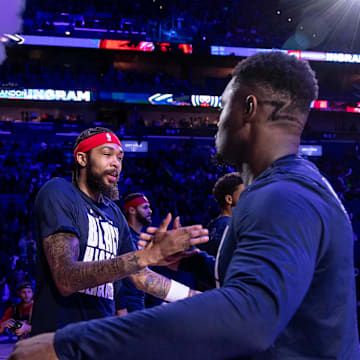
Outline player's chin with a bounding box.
[100,178,113,192]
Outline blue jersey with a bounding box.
[31,178,135,335]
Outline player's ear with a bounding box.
[76,152,87,167]
[225,194,232,205]
[243,95,257,123]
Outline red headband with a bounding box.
[124,196,149,212]
[74,132,122,161]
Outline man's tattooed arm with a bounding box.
[130,268,200,300]
[43,232,144,296]
[130,268,171,299]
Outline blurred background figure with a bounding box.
[115,193,151,315]
[0,281,33,340]
[199,172,244,256]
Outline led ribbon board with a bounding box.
[148,93,189,106]
[191,95,221,107]
[17,35,100,48]
[211,46,360,64]
[4,34,360,63]
[4,34,192,54]
[0,89,359,115]
[0,89,92,102]
[148,93,220,107]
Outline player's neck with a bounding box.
[128,219,142,234]
[221,207,232,217]
[247,128,300,178]
[76,177,101,202]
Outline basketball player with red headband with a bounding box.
[115,193,152,315]
[30,127,209,336]
[123,194,152,230]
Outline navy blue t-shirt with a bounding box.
[31,178,135,335]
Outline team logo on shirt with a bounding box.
[78,209,119,300]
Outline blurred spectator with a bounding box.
[18,230,37,278]
[0,281,34,340]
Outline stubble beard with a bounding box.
[136,212,152,227]
[86,162,119,201]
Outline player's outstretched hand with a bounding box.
[139,213,208,266]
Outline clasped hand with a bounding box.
[139,213,208,266]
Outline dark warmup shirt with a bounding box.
[31,178,134,335]
[199,216,231,256]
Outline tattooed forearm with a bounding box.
[43,233,144,296]
[130,268,171,300]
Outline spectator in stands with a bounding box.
[8,264,27,303]
[0,281,34,340]
[0,265,10,317]
[18,230,36,264]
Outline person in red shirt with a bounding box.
[0,281,33,339]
